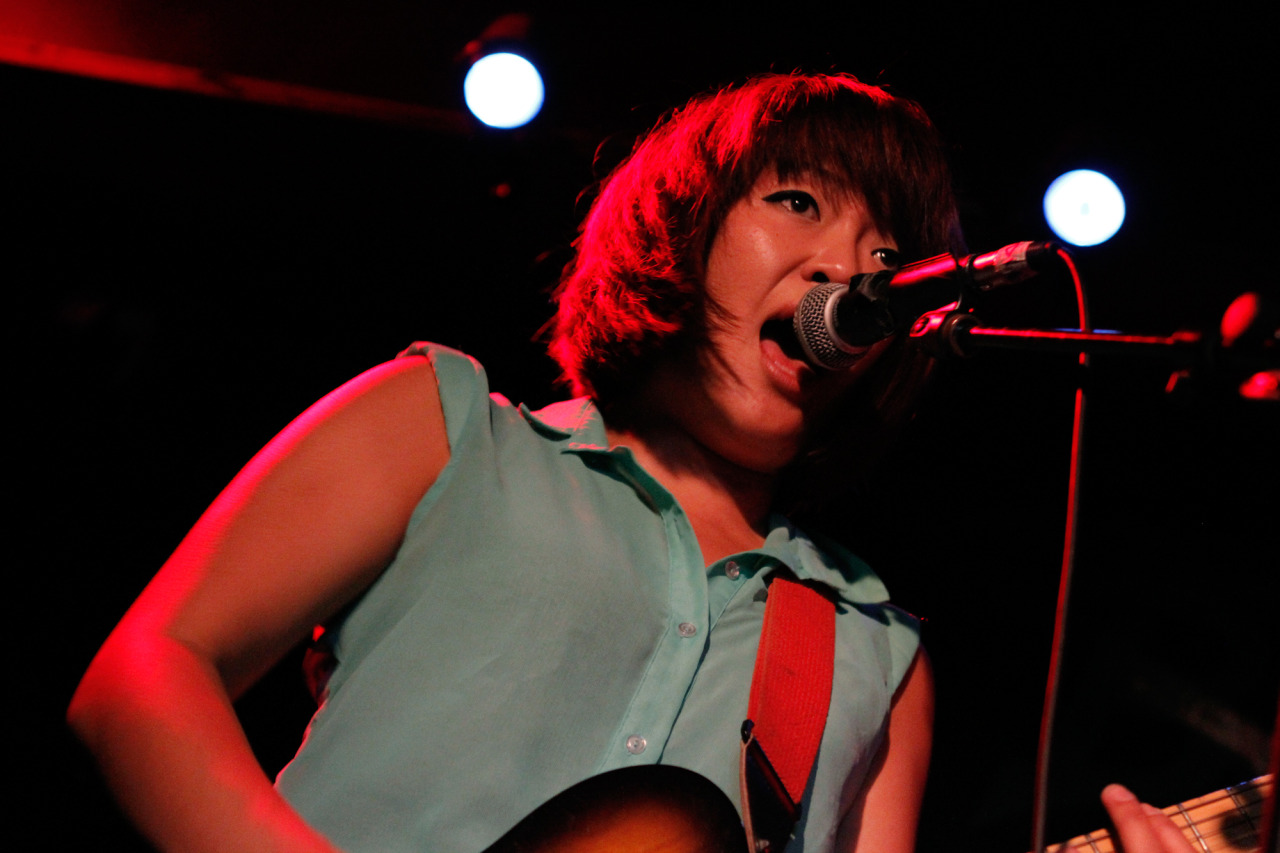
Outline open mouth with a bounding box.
[761,317,807,363]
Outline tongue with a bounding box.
[762,319,806,362]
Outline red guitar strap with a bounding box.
[740,570,836,852]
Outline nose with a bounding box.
[801,220,879,284]
[802,248,859,286]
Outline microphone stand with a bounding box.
[905,293,1276,853]
[908,299,1279,397]
[936,322,1203,359]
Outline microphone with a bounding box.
[793,240,1060,369]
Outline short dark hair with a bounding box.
[548,72,965,408]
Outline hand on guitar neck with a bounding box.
[1101,784,1198,853]
[1047,775,1273,853]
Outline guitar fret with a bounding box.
[1046,828,1116,852]
[1172,802,1211,852]
[1083,829,1110,853]
[1227,779,1264,836]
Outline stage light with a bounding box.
[463,51,544,129]
[1043,169,1126,247]
[460,14,544,130]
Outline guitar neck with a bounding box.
[1046,774,1273,853]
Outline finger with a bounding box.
[1100,785,1195,853]
[1141,803,1196,853]
[1102,784,1161,852]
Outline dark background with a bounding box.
[7,3,1275,850]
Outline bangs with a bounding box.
[719,77,960,261]
[768,113,901,240]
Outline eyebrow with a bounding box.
[768,179,867,221]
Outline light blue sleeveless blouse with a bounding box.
[275,344,920,853]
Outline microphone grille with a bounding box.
[793,282,864,370]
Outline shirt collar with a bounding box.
[520,398,890,606]
[759,515,891,605]
[519,397,609,451]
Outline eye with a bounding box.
[872,247,902,269]
[763,190,820,220]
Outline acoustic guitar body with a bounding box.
[484,765,747,853]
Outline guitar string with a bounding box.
[1162,780,1269,825]
[1176,784,1271,846]
[1051,831,1115,853]
[1054,811,1259,853]
[1180,776,1272,811]
[1173,800,1213,853]
[1226,778,1267,836]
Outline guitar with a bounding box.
[1044,774,1273,853]
[483,765,745,853]
[483,767,1274,853]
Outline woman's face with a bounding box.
[645,169,901,474]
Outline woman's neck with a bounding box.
[604,417,777,565]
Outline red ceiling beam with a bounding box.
[0,34,470,133]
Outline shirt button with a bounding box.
[725,560,741,580]
[625,735,647,754]
[677,622,697,637]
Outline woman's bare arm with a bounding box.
[67,355,448,853]
[839,648,935,853]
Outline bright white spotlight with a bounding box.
[463,52,544,129]
[1043,169,1126,247]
